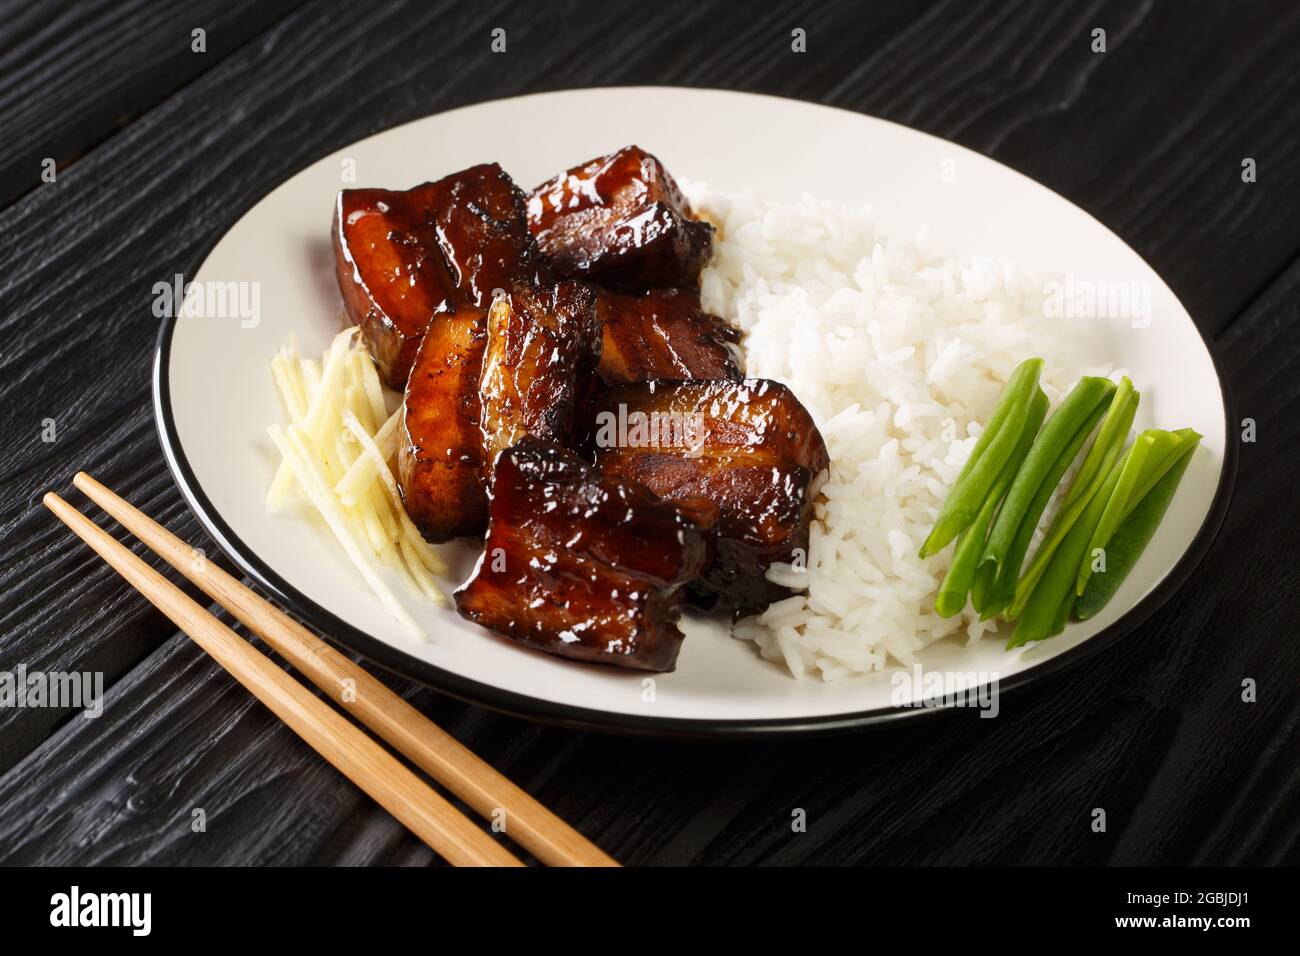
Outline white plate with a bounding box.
[155,88,1234,735]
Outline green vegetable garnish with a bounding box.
[1081,433,1166,581]
[1060,378,1139,513]
[1008,378,1139,618]
[975,375,1116,617]
[1075,441,1198,620]
[919,358,1043,558]
[920,355,1201,640]
[1008,457,1122,648]
[934,388,1048,617]
[1075,430,1176,596]
[1121,427,1202,516]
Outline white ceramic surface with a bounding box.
[155,88,1232,733]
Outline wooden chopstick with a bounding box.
[70,472,618,868]
[43,491,523,868]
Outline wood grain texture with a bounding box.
[0,0,1296,865]
[0,0,302,207]
[42,490,525,866]
[72,471,615,866]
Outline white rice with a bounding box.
[685,184,1113,681]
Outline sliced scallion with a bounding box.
[919,358,1043,558]
[1008,457,1121,648]
[1007,378,1139,618]
[1074,438,1199,620]
[934,388,1048,617]
[975,375,1116,617]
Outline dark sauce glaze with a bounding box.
[479,279,601,464]
[334,163,542,388]
[591,379,829,615]
[594,287,742,385]
[398,306,489,541]
[333,184,459,388]
[455,437,710,672]
[432,163,550,308]
[400,278,601,542]
[526,146,714,289]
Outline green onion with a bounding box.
[1075,439,1199,620]
[934,388,1048,617]
[975,376,1116,617]
[1121,427,1202,516]
[1084,434,1162,571]
[1008,457,1121,648]
[969,552,999,615]
[1007,378,1139,618]
[919,358,1043,558]
[1076,428,1201,598]
[1061,378,1138,512]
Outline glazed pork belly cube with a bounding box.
[397,306,489,542]
[430,162,547,307]
[333,183,460,388]
[478,279,600,465]
[334,163,541,388]
[455,437,710,672]
[591,379,829,614]
[526,146,714,288]
[594,287,742,385]
[399,277,600,542]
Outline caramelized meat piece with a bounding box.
[399,276,598,543]
[455,438,710,671]
[478,280,600,465]
[591,379,828,614]
[431,163,546,308]
[334,163,541,387]
[595,287,742,385]
[398,307,489,542]
[333,185,459,388]
[526,146,714,288]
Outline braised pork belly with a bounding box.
[478,279,600,464]
[398,306,489,542]
[334,163,542,388]
[333,184,460,389]
[594,287,741,385]
[526,146,714,288]
[454,438,710,672]
[399,277,601,542]
[591,379,828,614]
[348,150,828,670]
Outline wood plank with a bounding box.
[0,624,429,865]
[0,0,302,209]
[0,462,211,772]
[1,0,1297,864]
[0,621,579,865]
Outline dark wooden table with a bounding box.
[1,0,1296,866]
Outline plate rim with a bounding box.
[152,86,1239,738]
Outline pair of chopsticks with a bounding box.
[44,473,617,868]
